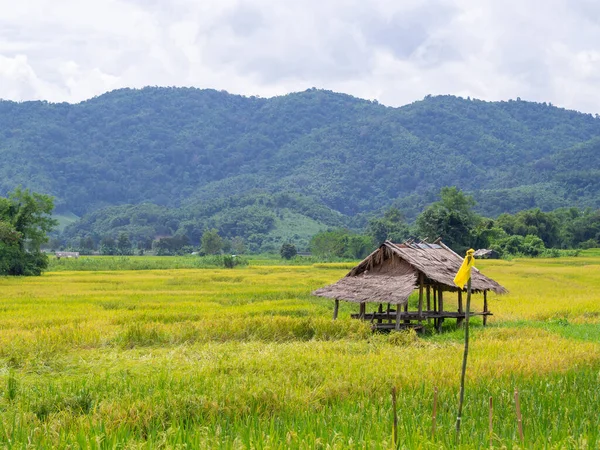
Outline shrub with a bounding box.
[280,243,297,260]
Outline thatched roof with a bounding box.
[312,240,507,304]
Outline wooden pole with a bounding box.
[489,396,493,448]
[433,287,438,329]
[483,290,489,326]
[395,305,401,330]
[432,386,438,440]
[392,386,398,448]
[333,299,339,320]
[418,273,424,322]
[515,389,524,443]
[455,277,472,441]
[377,303,383,324]
[457,290,464,328]
[359,302,366,319]
[437,288,444,333]
[426,285,431,324]
[387,303,391,323]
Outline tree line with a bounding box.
[308,187,599,259]
[56,187,599,260]
[3,186,597,276]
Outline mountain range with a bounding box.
[1,87,598,250]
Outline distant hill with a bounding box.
[1,87,599,248]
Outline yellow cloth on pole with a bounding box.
[453,249,475,289]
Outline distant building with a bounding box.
[55,251,79,259]
[473,249,499,259]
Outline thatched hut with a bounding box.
[312,240,506,331]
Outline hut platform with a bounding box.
[351,310,493,331]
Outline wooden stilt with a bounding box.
[403,300,409,324]
[426,285,431,324]
[377,303,383,324]
[437,288,444,332]
[387,303,391,323]
[457,290,464,328]
[418,273,424,322]
[333,299,339,320]
[359,302,366,319]
[395,305,401,330]
[483,290,489,326]
[433,287,438,328]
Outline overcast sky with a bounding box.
[1,0,599,113]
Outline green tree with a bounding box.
[201,229,223,255]
[117,232,133,255]
[230,236,246,254]
[0,188,57,275]
[280,243,297,260]
[416,187,481,254]
[366,207,410,244]
[79,236,96,253]
[100,236,117,255]
[310,229,372,259]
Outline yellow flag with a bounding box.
[453,249,475,289]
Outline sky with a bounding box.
[1,0,600,113]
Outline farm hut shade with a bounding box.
[313,240,507,306]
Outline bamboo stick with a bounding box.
[489,396,493,448]
[432,386,438,440]
[455,277,472,441]
[515,389,524,443]
[392,386,398,448]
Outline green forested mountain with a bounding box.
[0,87,599,249]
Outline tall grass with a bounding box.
[0,255,598,447]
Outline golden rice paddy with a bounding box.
[0,254,599,448]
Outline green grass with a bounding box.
[48,255,249,271]
[0,256,599,448]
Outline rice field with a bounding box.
[0,254,599,448]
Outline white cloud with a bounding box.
[0,0,599,113]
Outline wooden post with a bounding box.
[433,287,438,329]
[359,302,366,319]
[432,386,438,440]
[333,299,339,320]
[418,274,424,322]
[457,290,464,328]
[455,277,472,441]
[426,285,431,324]
[515,389,524,443]
[387,303,391,323]
[483,290,489,326]
[378,303,383,324]
[437,288,444,333]
[392,386,398,448]
[403,299,409,324]
[395,305,401,330]
[489,396,493,448]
